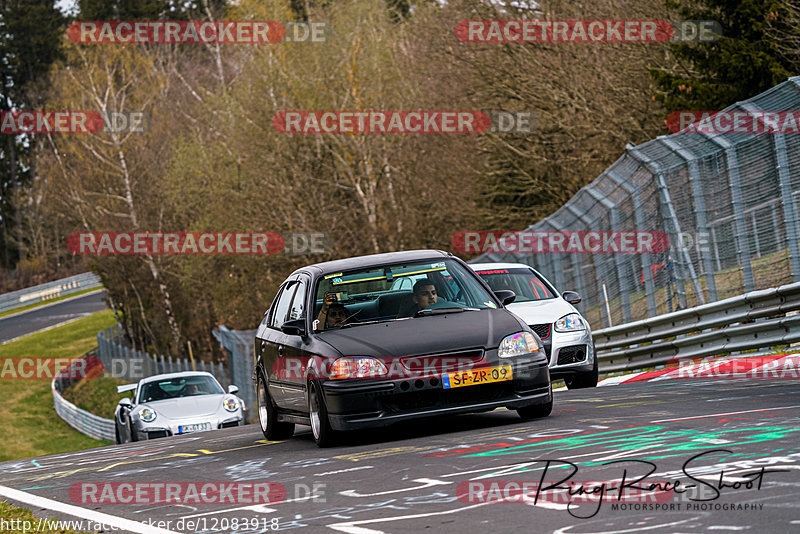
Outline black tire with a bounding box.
[308,380,338,448]
[129,419,138,442]
[257,371,295,441]
[115,424,122,445]
[517,396,553,420]
[564,356,599,389]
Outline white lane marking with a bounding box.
[707,527,750,530]
[339,478,450,497]
[652,405,800,422]
[328,501,495,534]
[315,465,375,476]
[179,493,320,519]
[0,484,179,534]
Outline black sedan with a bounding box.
[253,249,552,447]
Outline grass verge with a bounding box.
[0,310,115,462]
[0,501,91,534]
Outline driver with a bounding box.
[316,293,350,330]
[398,280,439,318]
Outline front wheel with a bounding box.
[518,384,553,420]
[257,372,295,441]
[308,380,338,448]
[564,356,598,389]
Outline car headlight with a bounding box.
[555,313,586,332]
[498,332,540,358]
[139,407,156,423]
[330,357,388,379]
[223,396,240,412]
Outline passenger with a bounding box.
[316,293,350,330]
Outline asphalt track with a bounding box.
[0,291,108,343]
[0,378,798,533]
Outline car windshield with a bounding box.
[138,375,223,403]
[474,267,556,302]
[313,258,498,329]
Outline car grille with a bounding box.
[219,421,240,429]
[557,345,586,365]
[382,382,512,413]
[530,324,551,340]
[144,430,169,439]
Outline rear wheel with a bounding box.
[565,356,598,389]
[257,372,295,441]
[308,380,337,448]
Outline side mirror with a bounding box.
[118,398,132,408]
[562,291,582,305]
[228,385,239,395]
[493,289,516,306]
[280,319,306,337]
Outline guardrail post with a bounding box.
[659,137,718,302]
[775,133,800,282]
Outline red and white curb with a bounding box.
[598,353,800,386]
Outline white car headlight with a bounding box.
[555,313,586,332]
[139,407,156,422]
[498,332,540,358]
[223,396,240,412]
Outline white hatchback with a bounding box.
[470,263,597,388]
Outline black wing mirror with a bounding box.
[493,289,516,306]
[562,291,582,305]
[280,319,306,337]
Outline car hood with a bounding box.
[318,308,525,358]
[506,298,577,324]
[141,394,225,419]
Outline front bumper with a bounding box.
[546,328,595,377]
[134,414,244,440]
[321,357,551,431]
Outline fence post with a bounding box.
[547,218,586,315]
[659,137,718,302]
[701,134,755,291]
[586,185,632,323]
[564,204,611,327]
[774,133,800,282]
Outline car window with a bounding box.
[313,259,497,327]
[474,267,556,302]
[287,279,307,321]
[270,281,297,328]
[138,375,224,402]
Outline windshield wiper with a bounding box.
[339,318,396,329]
[414,307,480,317]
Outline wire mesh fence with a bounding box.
[473,76,800,328]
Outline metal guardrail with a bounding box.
[594,281,800,373]
[0,272,102,314]
[51,349,115,442]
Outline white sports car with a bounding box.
[114,371,245,443]
[471,263,597,388]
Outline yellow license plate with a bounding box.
[442,365,513,389]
